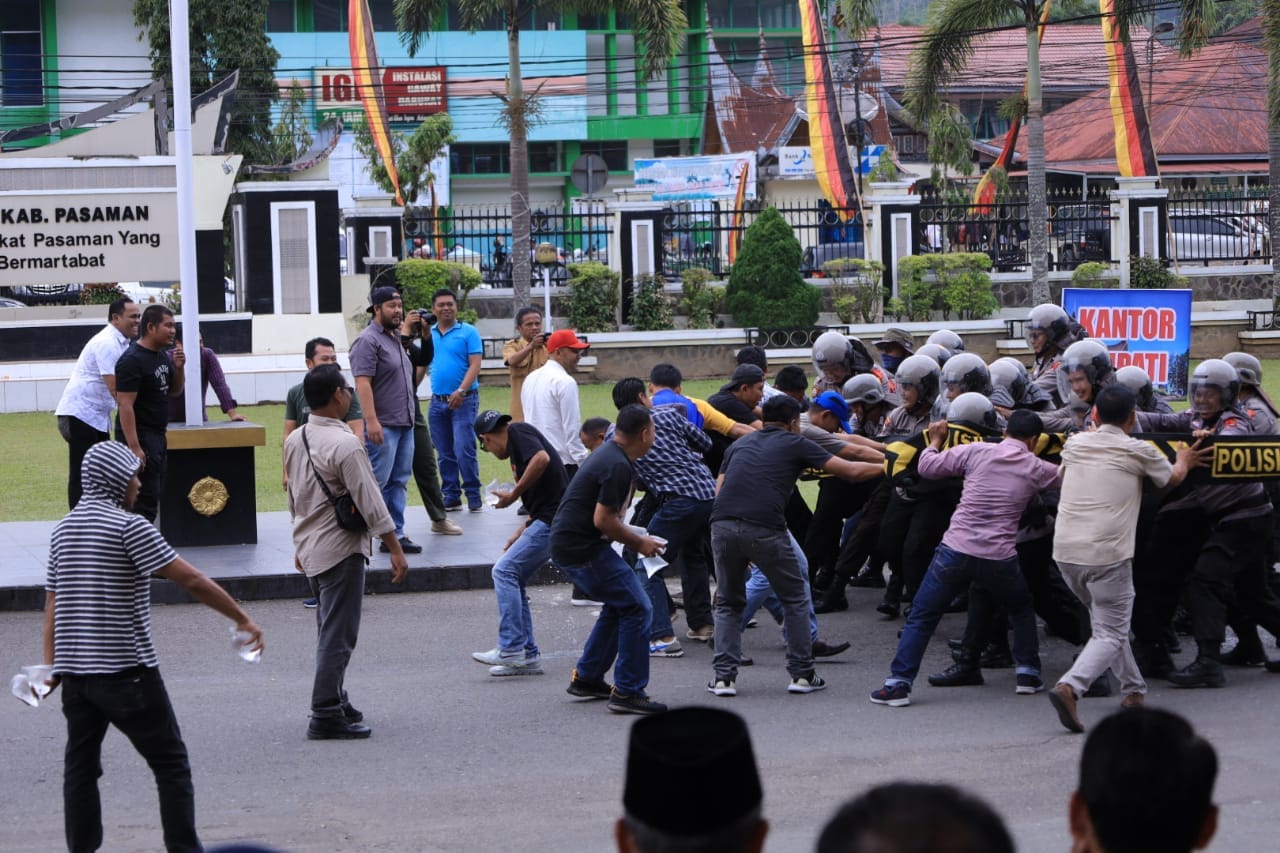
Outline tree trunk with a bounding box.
[1270,123,1280,309]
[507,10,531,312]
[1025,17,1050,306]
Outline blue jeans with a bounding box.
[558,544,652,696]
[493,520,550,656]
[366,425,414,537]
[633,495,713,641]
[888,544,1041,686]
[429,394,481,507]
[742,532,819,641]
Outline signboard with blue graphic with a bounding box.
[633,154,757,201]
[1062,288,1193,397]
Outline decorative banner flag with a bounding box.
[972,2,1053,214]
[349,0,403,206]
[1100,0,1159,176]
[799,0,860,220]
[727,160,751,266]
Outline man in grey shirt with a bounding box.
[349,287,421,553]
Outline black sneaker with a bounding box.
[980,644,1015,669]
[380,536,423,554]
[928,663,984,687]
[444,502,463,512]
[788,672,827,694]
[607,689,668,715]
[1015,673,1045,695]
[566,669,613,700]
[1167,657,1226,688]
[307,717,371,740]
[876,602,900,619]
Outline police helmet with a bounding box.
[1057,340,1113,402]
[1223,351,1263,387]
[914,343,952,367]
[947,392,999,432]
[812,331,852,375]
[894,354,941,408]
[842,374,887,407]
[1026,303,1072,349]
[1189,359,1240,415]
[940,352,992,397]
[1114,365,1157,411]
[989,357,1030,403]
[927,329,965,353]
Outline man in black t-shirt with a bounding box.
[551,404,668,715]
[705,363,765,474]
[471,410,569,676]
[114,305,185,521]
[708,396,883,698]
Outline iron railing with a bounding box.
[1165,190,1270,265]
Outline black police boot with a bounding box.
[1168,655,1226,688]
[929,648,984,687]
[813,569,849,614]
[1134,640,1175,680]
[849,562,887,589]
[979,642,1014,669]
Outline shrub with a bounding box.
[1128,254,1185,289]
[824,258,885,323]
[630,274,675,331]
[565,261,618,332]
[895,255,944,321]
[394,259,482,317]
[679,267,724,329]
[725,206,820,328]
[938,253,997,320]
[1070,262,1114,288]
[81,283,128,305]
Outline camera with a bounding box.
[413,309,436,327]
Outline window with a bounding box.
[447,2,502,31]
[267,0,296,32]
[528,142,562,173]
[1,0,43,107]
[577,13,608,29]
[450,142,562,175]
[580,141,627,171]
[652,139,683,158]
[314,0,395,31]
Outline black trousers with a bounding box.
[116,429,166,522]
[880,487,959,602]
[309,553,366,718]
[59,415,111,510]
[960,536,1090,651]
[803,478,874,582]
[412,410,447,523]
[61,667,199,853]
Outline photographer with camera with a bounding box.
[503,307,549,422]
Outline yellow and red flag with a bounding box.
[727,160,751,266]
[349,0,403,205]
[800,0,859,220]
[1100,0,1159,177]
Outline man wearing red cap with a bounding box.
[522,329,591,477]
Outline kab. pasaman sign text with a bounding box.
[0,191,179,287]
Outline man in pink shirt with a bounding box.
[871,406,1062,707]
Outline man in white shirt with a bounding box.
[54,297,141,509]
[521,329,590,476]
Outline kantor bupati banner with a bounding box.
[1062,287,1192,397]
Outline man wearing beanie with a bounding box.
[616,707,767,853]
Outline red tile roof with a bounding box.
[704,34,800,154]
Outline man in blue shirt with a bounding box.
[428,288,484,511]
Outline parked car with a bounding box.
[1167,209,1268,263]
[1050,204,1111,270]
[802,242,868,276]
[3,283,83,305]
[0,296,27,309]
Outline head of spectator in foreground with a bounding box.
[1072,708,1218,853]
[612,404,655,460]
[815,782,1013,853]
[1003,408,1043,450]
[580,417,612,452]
[773,364,809,401]
[762,395,804,432]
[617,707,766,853]
[303,363,351,418]
[649,362,683,393]
[1093,385,1138,433]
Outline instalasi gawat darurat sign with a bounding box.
[0,191,179,286]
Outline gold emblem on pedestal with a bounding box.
[188,477,229,516]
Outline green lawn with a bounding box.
[3,379,725,522]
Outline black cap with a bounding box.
[474,409,512,436]
[720,363,765,393]
[366,286,401,313]
[623,707,762,835]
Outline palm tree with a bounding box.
[840,1,1213,306]
[394,1,686,311]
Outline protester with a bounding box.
[580,417,611,452]
[166,338,244,424]
[1070,708,1219,853]
[472,409,569,676]
[502,306,549,422]
[816,782,1014,853]
[284,364,407,739]
[55,297,140,508]
[42,441,263,851]
[428,287,484,511]
[522,328,592,476]
[616,707,767,853]
[115,304,184,522]
[554,404,668,715]
[350,286,421,552]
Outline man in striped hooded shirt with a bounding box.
[42,441,263,852]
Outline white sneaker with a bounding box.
[472,648,528,667]
[432,518,463,535]
[707,679,737,697]
[490,659,544,677]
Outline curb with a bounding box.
[1,563,568,613]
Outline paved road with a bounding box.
[3,585,1278,852]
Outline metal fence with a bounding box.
[1165,189,1270,265]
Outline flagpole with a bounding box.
[170,0,203,425]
